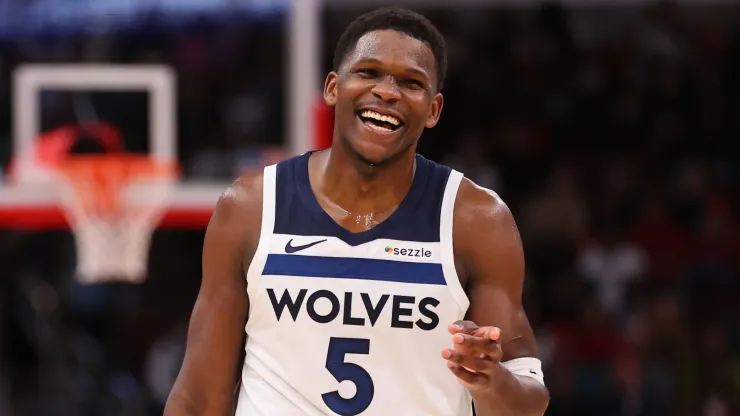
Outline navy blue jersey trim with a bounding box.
[294,152,431,246]
[272,152,452,245]
[263,254,446,285]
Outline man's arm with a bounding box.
[164,174,263,415]
[451,179,550,416]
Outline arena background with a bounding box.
[1,0,739,415]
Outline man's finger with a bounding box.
[452,333,504,362]
[484,326,502,342]
[452,333,496,352]
[446,362,486,386]
[441,348,492,374]
[449,320,479,334]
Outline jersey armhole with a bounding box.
[245,164,277,308]
[440,169,470,314]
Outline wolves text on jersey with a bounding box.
[267,288,440,330]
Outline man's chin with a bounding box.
[339,130,416,169]
[348,144,391,167]
[356,153,390,167]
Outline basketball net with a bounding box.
[52,156,178,284]
[12,124,179,284]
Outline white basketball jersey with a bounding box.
[236,153,472,416]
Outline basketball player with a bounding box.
[165,7,549,416]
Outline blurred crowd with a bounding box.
[1,2,740,415]
[407,3,740,415]
[0,12,287,177]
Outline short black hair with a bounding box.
[332,7,447,92]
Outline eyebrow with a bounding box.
[354,57,431,82]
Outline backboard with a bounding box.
[1,64,227,230]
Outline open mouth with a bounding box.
[357,110,404,133]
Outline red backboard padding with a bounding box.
[314,98,333,150]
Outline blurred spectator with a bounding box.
[630,196,692,280]
[577,222,647,319]
[522,165,588,249]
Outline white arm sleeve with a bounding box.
[500,357,545,386]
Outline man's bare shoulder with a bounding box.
[452,177,522,282]
[217,171,264,214]
[209,171,265,248]
[453,177,513,231]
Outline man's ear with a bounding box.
[324,72,339,107]
[425,93,444,128]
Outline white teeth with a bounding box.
[360,110,400,126]
[366,122,393,133]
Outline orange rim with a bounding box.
[54,155,179,214]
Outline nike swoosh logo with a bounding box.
[285,238,327,253]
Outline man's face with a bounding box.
[324,30,443,166]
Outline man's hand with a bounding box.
[441,320,504,393]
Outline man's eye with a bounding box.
[356,69,378,77]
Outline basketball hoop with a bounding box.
[53,155,179,284]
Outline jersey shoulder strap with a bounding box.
[245,164,277,303]
[439,169,469,312]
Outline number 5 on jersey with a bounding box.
[322,337,375,415]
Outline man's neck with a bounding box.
[310,146,417,213]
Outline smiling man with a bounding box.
[165,7,549,416]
